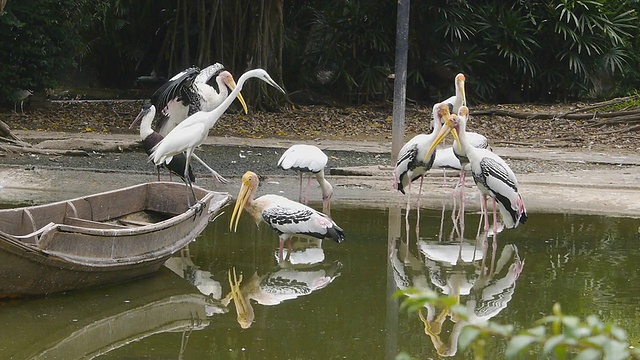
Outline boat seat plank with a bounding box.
[117,219,153,227]
[64,217,130,230]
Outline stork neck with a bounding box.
[139,112,155,140]
[456,118,473,154]
[315,170,333,200]
[201,70,256,129]
[216,76,229,98]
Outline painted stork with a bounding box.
[425,105,528,233]
[229,171,345,260]
[152,63,249,136]
[224,262,341,328]
[393,102,450,228]
[442,73,466,114]
[435,74,491,219]
[150,69,285,206]
[277,144,333,214]
[129,104,227,184]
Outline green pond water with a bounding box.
[0,203,638,359]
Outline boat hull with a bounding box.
[0,182,230,297]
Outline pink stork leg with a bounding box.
[490,197,498,274]
[298,173,303,203]
[405,180,413,237]
[458,170,466,220]
[304,175,313,205]
[415,176,424,238]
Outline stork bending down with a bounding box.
[277,144,333,214]
[229,171,345,261]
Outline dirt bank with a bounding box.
[1,130,639,218]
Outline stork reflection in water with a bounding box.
[224,261,342,329]
[390,207,524,357]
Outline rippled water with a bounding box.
[0,202,638,359]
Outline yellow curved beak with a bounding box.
[228,268,253,329]
[424,116,462,162]
[230,181,251,232]
[225,77,249,114]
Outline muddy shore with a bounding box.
[1,130,639,218]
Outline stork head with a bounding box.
[230,171,260,232]
[129,104,155,129]
[219,71,249,115]
[455,73,466,107]
[322,183,334,217]
[424,104,463,162]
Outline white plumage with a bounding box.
[442,73,466,115]
[150,69,284,204]
[277,144,333,213]
[426,106,527,230]
[393,103,451,223]
[230,171,345,260]
[129,104,226,184]
[152,63,248,136]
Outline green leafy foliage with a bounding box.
[396,289,640,359]
[286,0,395,103]
[0,0,91,104]
[2,0,640,108]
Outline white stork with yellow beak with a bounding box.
[443,73,466,114]
[229,171,345,259]
[393,102,451,226]
[425,105,528,232]
[152,63,249,136]
[150,69,284,206]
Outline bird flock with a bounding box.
[129,63,345,265]
[130,67,526,276]
[393,73,527,264]
[129,67,528,329]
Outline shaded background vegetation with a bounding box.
[1,0,639,109]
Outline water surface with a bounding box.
[0,203,638,359]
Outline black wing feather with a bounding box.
[151,66,200,113]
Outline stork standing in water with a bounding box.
[277,144,333,215]
[129,104,227,183]
[393,102,451,232]
[152,63,248,136]
[425,106,527,265]
[150,69,285,207]
[229,171,345,261]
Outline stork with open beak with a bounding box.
[152,63,249,136]
[229,171,345,261]
[425,105,528,236]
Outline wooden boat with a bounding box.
[0,181,230,297]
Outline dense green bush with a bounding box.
[1,0,639,108]
[0,0,90,105]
